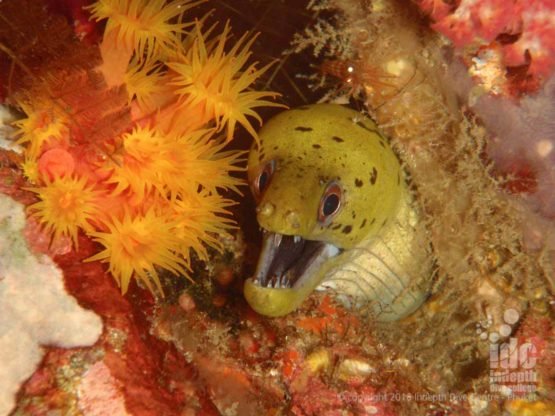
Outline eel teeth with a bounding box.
[252,232,340,290]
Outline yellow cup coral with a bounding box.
[27,176,102,248]
[13,101,69,160]
[88,0,203,86]
[167,22,281,141]
[103,126,243,204]
[88,0,202,61]
[86,208,189,295]
[168,191,237,262]
[124,58,169,113]
[11,0,280,296]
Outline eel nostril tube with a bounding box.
[257,202,275,217]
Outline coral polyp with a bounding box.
[123,59,168,112]
[87,0,202,62]
[104,126,243,203]
[168,191,236,261]
[86,209,189,295]
[27,176,102,248]
[167,23,282,141]
[21,158,39,184]
[106,126,187,202]
[13,102,69,160]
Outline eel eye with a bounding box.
[253,160,275,198]
[318,182,342,223]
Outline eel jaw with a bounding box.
[244,231,341,317]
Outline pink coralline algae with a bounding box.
[465,75,555,217]
[417,0,555,218]
[503,1,555,76]
[77,361,129,416]
[418,0,555,86]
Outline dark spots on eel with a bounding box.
[379,140,385,148]
[273,145,279,151]
[370,167,378,185]
[295,126,313,132]
[370,218,376,225]
[312,144,321,149]
[355,120,377,134]
[351,211,356,219]
[332,136,344,143]
[342,225,352,234]
[355,178,363,187]
[331,223,342,230]
[360,219,367,229]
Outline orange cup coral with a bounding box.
[86,208,189,295]
[27,176,102,249]
[11,0,280,296]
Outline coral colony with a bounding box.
[6,0,279,296]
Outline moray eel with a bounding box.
[244,104,432,321]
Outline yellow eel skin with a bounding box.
[244,104,433,321]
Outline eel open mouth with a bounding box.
[244,231,341,317]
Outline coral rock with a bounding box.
[0,193,102,416]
